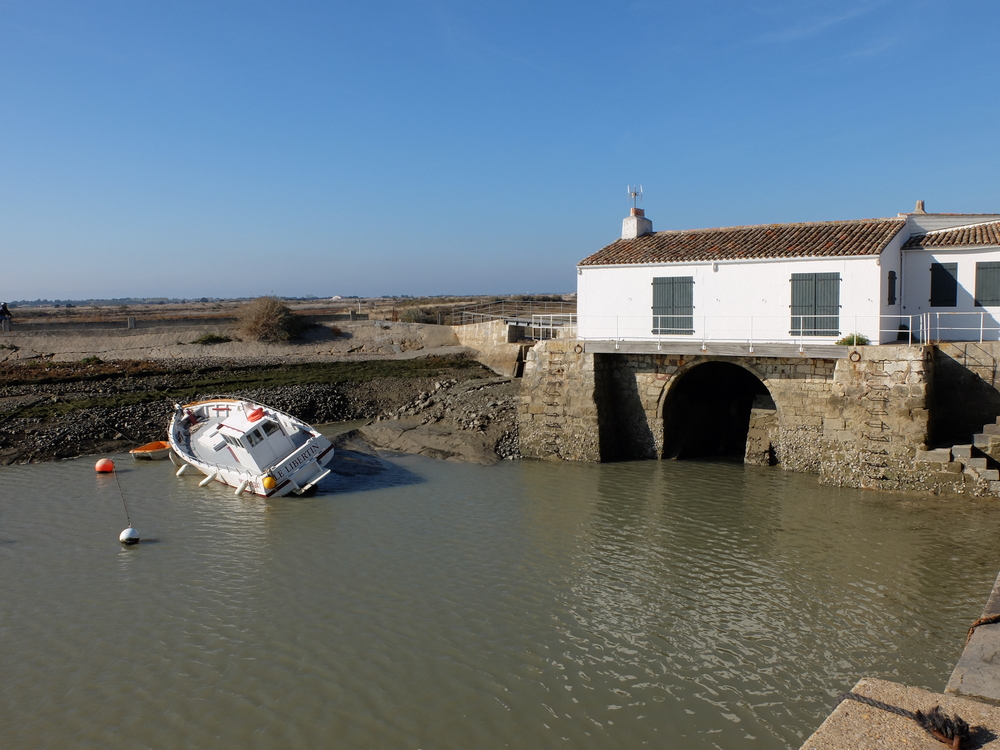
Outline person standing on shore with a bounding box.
[0,302,12,330]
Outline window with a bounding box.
[223,434,244,449]
[245,429,263,447]
[262,420,282,437]
[930,262,958,307]
[976,262,1000,307]
[887,270,897,306]
[790,272,841,336]
[651,276,694,335]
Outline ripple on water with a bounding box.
[1,454,999,749]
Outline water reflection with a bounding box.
[1,452,999,749]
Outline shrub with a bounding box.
[80,356,103,365]
[400,308,424,323]
[236,296,305,342]
[836,333,870,346]
[192,333,232,345]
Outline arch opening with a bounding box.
[662,362,774,462]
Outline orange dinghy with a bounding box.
[130,440,172,461]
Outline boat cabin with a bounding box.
[195,406,301,472]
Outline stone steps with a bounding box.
[916,414,1000,495]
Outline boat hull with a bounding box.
[168,399,334,498]
[130,440,172,460]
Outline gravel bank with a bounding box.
[0,357,519,465]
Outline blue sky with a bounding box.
[2,0,998,300]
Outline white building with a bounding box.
[576,203,1000,346]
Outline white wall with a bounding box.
[577,255,886,344]
[878,231,908,342]
[902,246,1000,341]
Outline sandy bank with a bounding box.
[0,319,469,364]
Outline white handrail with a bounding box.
[573,312,1000,345]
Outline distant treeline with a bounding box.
[9,297,213,307]
[7,292,571,308]
[7,296,330,307]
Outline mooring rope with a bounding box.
[967,613,1000,644]
[87,408,145,445]
[111,467,132,527]
[837,692,972,748]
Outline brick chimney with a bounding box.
[622,207,652,240]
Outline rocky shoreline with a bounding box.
[0,356,520,466]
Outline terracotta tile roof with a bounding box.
[579,218,907,266]
[903,221,1000,249]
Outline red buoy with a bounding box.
[247,407,264,422]
[95,458,115,473]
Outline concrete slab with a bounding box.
[801,677,1000,749]
[582,340,849,359]
[948,570,1000,701]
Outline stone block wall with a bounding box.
[518,340,603,461]
[519,342,941,494]
[933,342,1000,445]
[818,346,932,490]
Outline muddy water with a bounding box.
[2,450,999,749]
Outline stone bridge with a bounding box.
[517,339,955,492]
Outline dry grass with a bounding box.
[235,296,306,342]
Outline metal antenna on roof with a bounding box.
[627,185,643,209]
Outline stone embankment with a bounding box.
[357,377,520,464]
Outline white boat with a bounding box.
[168,398,334,497]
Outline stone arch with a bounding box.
[660,358,777,463]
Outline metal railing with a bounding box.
[453,300,576,327]
[527,314,578,341]
[917,311,1000,344]
[575,314,943,349]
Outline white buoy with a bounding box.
[235,480,249,496]
[175,464,189,477]
[198,471,217,487]
[120,526,140,545]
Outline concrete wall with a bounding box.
[577,254,887,344]
[452,320,525,377]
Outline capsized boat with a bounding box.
[168,398,333,497]
[130,440,172,460]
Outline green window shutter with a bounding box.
[976,262,1000,307]
[652,277,673,316]
[790,272,840,336]
[930,263,958,307]
[887,270,897,305]
[651,276,694,335]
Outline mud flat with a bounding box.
[0,321,519,465]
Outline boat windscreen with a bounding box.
[223,434,245,449]
[261,420,282,436]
